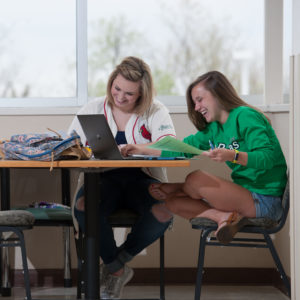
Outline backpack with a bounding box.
[0,129,91,164]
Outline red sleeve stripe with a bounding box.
[156,134,176,141]
[132,117,139,144]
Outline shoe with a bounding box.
[100,263,109,286]
[100,264,110,297]
[103,265,134,299]
[216,212,248,244]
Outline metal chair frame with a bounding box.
[0,225,32,300]
[191,180,291,300]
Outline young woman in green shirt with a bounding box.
[121,71,287,244]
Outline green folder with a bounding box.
[148,136,203,155]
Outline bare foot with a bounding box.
[148,183,167,200]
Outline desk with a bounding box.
[0,159,190,300]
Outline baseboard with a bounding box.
[11,267,289,292]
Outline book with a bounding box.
[147,136,203,155]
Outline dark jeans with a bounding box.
[74,168,171,273]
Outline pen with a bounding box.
[209,140,215,150]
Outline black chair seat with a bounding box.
[191,216,278,231]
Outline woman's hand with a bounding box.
[120,144,144,156]
[120,143,161,157]
[202,148,248,165]
[202,148,234,163]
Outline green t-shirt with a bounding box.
[162,106,287,196]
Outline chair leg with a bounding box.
[194,229,211,300]
[63,227,72,287]
[1,244,11,296]
[76,257,83,299]
[15,230,32,300]
[75,231,84,299]
[264,233,291,297]
[159,235,165,300]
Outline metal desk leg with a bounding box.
[61,169,72,288]
[0,168,11,297]
[63,227,72,287]
[1,248,11,297]
[84,172,100,300]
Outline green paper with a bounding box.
[148,136,203,155]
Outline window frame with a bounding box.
[0,0,289,115]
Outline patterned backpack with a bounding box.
[0,129,91,163]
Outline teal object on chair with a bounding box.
[14,207,73,224]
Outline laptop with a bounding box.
[77,114,158,160]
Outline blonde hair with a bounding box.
[186,71,270,131]
[106,56,154,115]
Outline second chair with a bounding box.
[0,210,35,300]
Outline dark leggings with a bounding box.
[74,168,171,272]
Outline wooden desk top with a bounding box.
[0,159,190,169]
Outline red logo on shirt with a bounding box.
[140,125,151,141]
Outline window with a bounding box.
[0,0,76,107]
[0,0,289,112]
[88,0,264,106]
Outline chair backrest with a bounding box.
[269,176,289,233]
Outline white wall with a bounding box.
[290,0,300,298]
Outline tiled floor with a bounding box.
[6,285,289,300]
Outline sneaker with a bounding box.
[100,264,111,298]
[100,263,109,287]
[103,265,134,299]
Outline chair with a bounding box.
[2,168,73,294]
[12,169,73,288]
[0,210,35,300]
[190,179,291,300]
[76,208,165,300]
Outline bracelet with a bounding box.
[232,149,239,164]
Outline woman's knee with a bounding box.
[151,203,173,223]
[75,196,85,211]
[184,170,206,197]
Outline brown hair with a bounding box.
[106,56,154,115]
[186,71,270,131]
